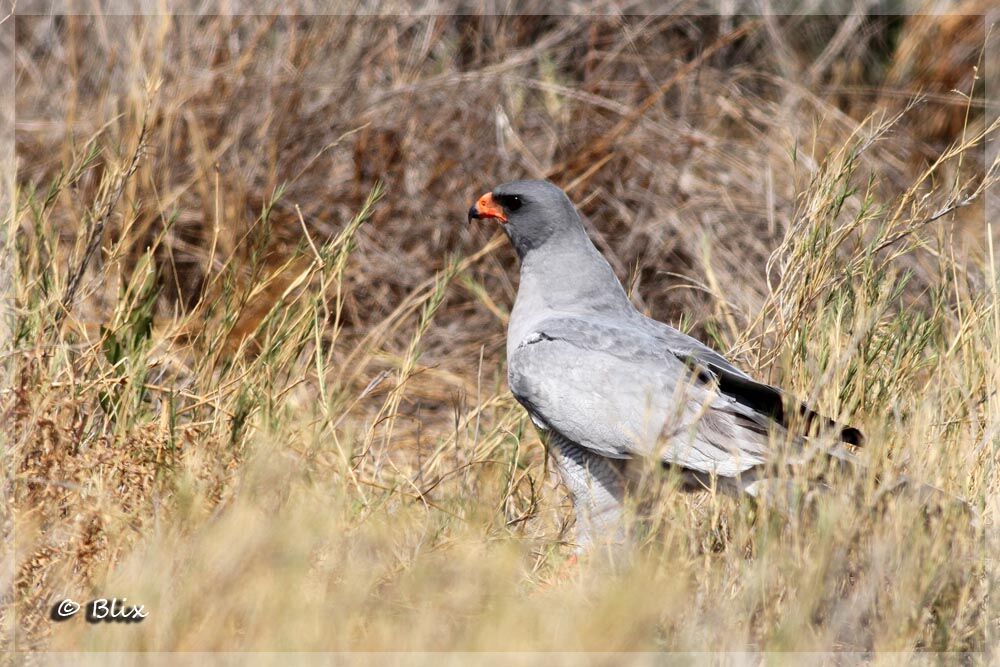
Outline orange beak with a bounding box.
[468,192,507,223]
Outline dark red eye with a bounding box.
[500,194,523,212]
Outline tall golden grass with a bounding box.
[5,8,997,655]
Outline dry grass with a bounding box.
[4,7,998,656]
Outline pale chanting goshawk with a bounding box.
[469,179,868,549]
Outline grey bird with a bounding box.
[469,179,867,549]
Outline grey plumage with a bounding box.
[470,179,864,549]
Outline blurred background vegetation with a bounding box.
[5,3,997,654]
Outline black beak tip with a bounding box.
[467,205,479,223]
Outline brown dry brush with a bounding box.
[5,9,996,652]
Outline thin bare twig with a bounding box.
[55,118,150,329]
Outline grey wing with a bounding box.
[638,317,864,447]
[507,324,774,477]
[640,316,753,380]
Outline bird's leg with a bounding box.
[546,434,627,551]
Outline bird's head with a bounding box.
[468,179,584,259]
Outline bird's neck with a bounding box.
[513,233,634,323]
